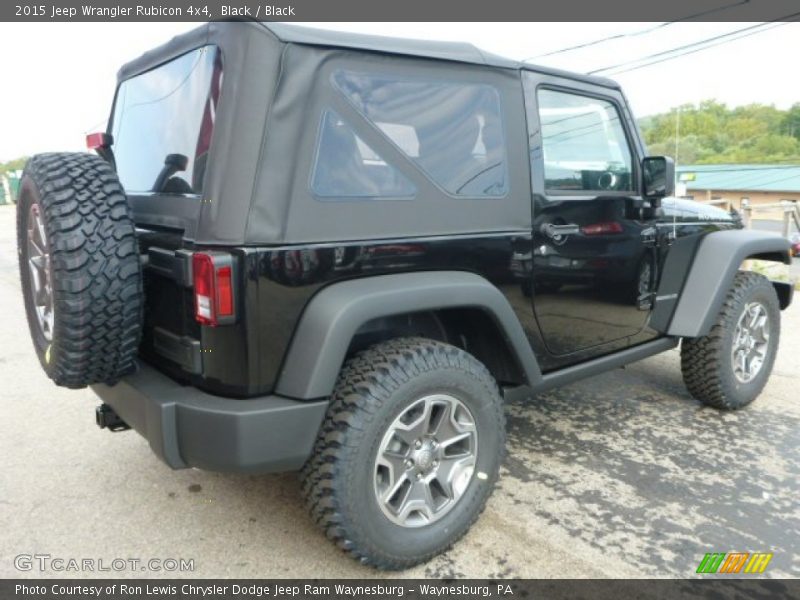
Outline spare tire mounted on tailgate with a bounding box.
[16,152,142,388]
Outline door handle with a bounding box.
[540,223,580,239]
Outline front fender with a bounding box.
[667,230,791,338]
[274,271,542,399]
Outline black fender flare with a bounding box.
[666,229,791,338]
[274,271,542,399]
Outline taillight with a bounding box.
[192,252,236,326]
[581,221,624,236]
[216,266,233,317]
[86,132,112,150]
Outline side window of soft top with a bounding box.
[311,110,417,200]
[324,69,509,198]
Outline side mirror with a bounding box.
[642,156,675,201]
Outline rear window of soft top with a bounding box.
[110,45,222,195]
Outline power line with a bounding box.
[524,23,673,62]
[522,0,751,61]
[589,17,799,75]
[589,20,787,74]
[601,22,797,76]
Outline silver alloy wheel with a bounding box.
[374,394,478,528]
[731,301,770,383]
[26,204,54,341]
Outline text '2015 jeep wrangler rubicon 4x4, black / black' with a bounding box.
[17,22,794,569]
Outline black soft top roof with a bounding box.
[116,21,620,90]
[264,22,518,68]
[117,21,623,245]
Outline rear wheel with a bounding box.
[681,271,780,410]
[301,337,505,569]
[17,153,143,388]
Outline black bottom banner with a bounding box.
[2,579,798,600]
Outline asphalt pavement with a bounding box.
[0,205,798,579]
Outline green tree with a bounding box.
[0,156,28,178]
[639,101,800,165]
[782,103,800,140]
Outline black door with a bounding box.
[523,77,657,358]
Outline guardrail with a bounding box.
[690,197,799,238]
[740,200,800,237]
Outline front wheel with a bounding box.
[301,337,505,570]
[681,271,780,410]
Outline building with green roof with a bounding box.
[676,164,800,220]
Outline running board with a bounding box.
[530,337,679,395]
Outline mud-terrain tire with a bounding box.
[681,271,780,410]
[301,337,505,570]
[17,153,142,389]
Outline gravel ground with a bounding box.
[0,204,797,579]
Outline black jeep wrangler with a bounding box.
[17,22,793,569]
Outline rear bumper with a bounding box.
[91,363,328,474]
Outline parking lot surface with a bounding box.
[0,205,797,578]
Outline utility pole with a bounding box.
[674,106,681,168]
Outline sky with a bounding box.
[0,21,798,162]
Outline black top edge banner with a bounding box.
[3,0,800,21]
[3,579,799,600]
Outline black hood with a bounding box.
[662,197,738,222]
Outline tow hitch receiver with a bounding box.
[95,404,130,432]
